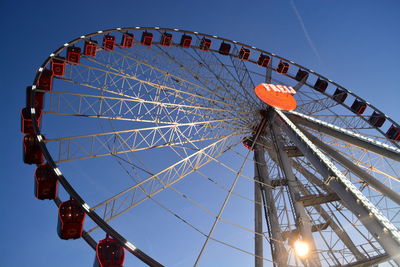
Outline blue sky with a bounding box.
[1,0,400,266]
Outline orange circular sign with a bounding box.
[254,83,297,111]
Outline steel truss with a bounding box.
[276,109,400,265]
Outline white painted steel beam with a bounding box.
[301,128,400,205]
[275,109,400,265]
[254,144,288,267]
[270,122,321,267]
[287,111,400,162]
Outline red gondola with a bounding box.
[52,57,66,76]
[180,34,192,48]
[84,40,98,57]
[141,32,153,47]
[57,199,85,240]
[257,54,270,67]
[199,38,211,51]
[67,46,81,64]
[351,99,367,115]
[219,42,231,55]
[160,32,172,46]
[37,68,53,92]
[26,86,44,109]
[332,88,347,103]
[103,35,116,51]
[314,78,328,92]
[23,134,44,165]
[21,107,42,134]
[295,69,309,82]
[276,61,289,74]
[242,137,255,151]
[34,164,58,200]
[368,111,386,128]
[238,47,250,60]
[93,235,125,267]
[121,32,134,48]
[386,125,400,141]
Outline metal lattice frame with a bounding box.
[27,27,400,266]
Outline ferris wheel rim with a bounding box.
[27,26,400,266]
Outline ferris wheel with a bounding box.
[21,27,400,267]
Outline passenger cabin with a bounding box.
[276,61,289,74]
[52,57,66,76]
[26,86,44,109]
[199,38,211,51]
[103,35,116,51]
[21,107,42,134]
[93,235,125,267]
[219,42,231,55]
[386,125,400,141]
[121,33,134,48]
[23,134,44,165]
[160,33,172,47]
[180,34,192,48]
[34,164,58,200]
[257,54,270,67]
[332,88,347,103]
[295,69,309,82]
[314,78,328,93]
[57,199,85,240]
[238,47,250,61]
[368,111,386,128]
[141,32,153,47]
[37,68,53,91]
[84,40,98,57]
[351,99,367,115]
[242,137,254,151]
[67,46,81,64]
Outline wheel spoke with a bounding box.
[194,141,253,266]
[89,134,238,224]
[83,53,241,110]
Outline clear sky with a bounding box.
[1,0,400,266]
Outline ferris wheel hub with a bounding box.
[254,83,297,111]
